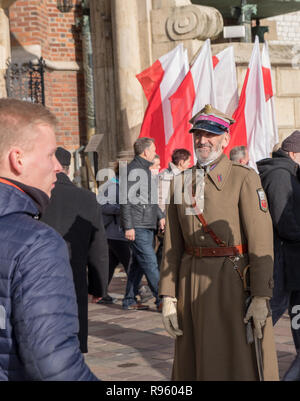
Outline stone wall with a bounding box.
[266,11,300,45]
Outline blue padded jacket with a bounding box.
[0,181,98,381]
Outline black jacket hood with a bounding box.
[257,149,299,181]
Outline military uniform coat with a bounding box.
[41,173,109,353]
[159,154,279,381]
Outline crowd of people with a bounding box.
[0,98,300,381]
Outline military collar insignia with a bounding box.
[207,154,231,190]
[196,162,217,174]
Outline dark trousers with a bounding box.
[107,239,131,286]
[122,228,160,307]
[271,290,300,350]
[271,254,300,350]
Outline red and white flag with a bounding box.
[213,46,239,116]
[262,41,278,154]
[224,37,269,170]
[167,39,216,168]
[137,44,189,168]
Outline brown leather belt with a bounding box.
[185,244,248,258]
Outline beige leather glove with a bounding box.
[244,296,270,339]
[162,296,183,339]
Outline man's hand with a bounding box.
[125,229,135,241]
[159,218,166,232]
[244,296,270,339]
[162,296,183,339]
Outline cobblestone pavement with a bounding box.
[85,270,296,381]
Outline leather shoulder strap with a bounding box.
[192,202,226,247]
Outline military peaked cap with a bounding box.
[189,104,235,135]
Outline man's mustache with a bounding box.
[196,144,213,150]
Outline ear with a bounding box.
[177,160,183,169]
[8,148,24,175]
[288,151,296,162]
[221,133,230,149]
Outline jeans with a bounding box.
[122,228,160,308]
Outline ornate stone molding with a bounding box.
[211,42,299,66]
[152,4,223,43]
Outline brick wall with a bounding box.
[9,0,85,152]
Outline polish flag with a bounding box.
[224,37,269,170]
[137,44,189,168]
[262,41,278,154]
[213,46,239,116]
[167,39,216,168]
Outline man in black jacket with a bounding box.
[257,130,300,381]
[42,147,109,353]
[121,137,165,310]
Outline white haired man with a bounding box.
[159,104,279,381]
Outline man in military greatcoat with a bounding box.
[159,105,279,381]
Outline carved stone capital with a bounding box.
[151,4,223,43]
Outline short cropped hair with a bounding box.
[171,148,191,166]
[229,146,247,162]
[272,143,281,153]
[133,137,154,156]
[0,98,57,160]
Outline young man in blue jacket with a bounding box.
[0,98,97,381]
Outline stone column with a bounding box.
[0,7,11,97]
[111,0,145,160]
[0,1,17,97]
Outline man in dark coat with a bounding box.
[257,130,300,381]
[42,147,109,353]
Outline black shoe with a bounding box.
[96,295,117,304]
[283,353,300,381]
